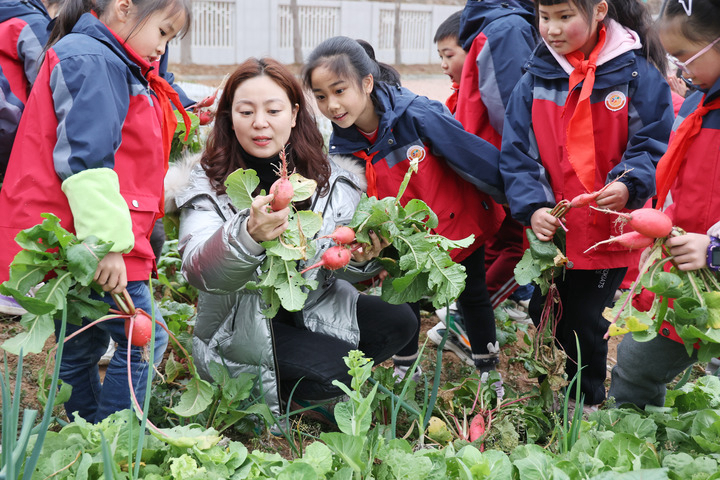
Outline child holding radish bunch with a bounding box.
[609,0,720,408]
[175,57,416,423]
[499,0,674,408]
[303,36,508,376]
[0,0,192,422]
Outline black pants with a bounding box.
[529,267,626,405]
[457,246,496,356]
[273,294,416,400]
[394,246,495,360]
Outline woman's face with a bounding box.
[231,75,298,158]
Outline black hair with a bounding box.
[355,38,401,86]
[47,0,191,48]
[434,10,462,44]
[660,0,720,45]
[535,0,667,72]
[303,36,399,93]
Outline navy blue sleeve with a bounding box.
[609,59,674,209]
[412,98,506,203]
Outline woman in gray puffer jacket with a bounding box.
[175,58,416,420]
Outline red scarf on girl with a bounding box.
[655,94,720,209]
[564,23,607,193]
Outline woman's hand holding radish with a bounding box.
[665,233,711,271]
[531,208,561,241]
[595,182,629,211]
[247,193,290,243]
[94,252,128,294]
[352,230,389,263]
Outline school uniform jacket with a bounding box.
[327,82,506,262]
[500,30,674,270]
[0,0,51,104]
[456,0,537,148]
[0,13,168,283]
[658,78,720,345]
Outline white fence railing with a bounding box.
[169,0,460,65]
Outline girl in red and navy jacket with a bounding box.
[609,0,720,409]
[500,0,674,406]
[0,0,55,178]
[304,36,506,374]
[0,0,191,423]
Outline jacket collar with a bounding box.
[459,0,535,50]
[70,13,153,80]
[525,36,637,83]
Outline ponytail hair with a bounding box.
[661,0,720,45]
[47,0,191,48]
[302,36,399,93]
[535,0,667,72]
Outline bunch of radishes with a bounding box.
[300,226,356,274]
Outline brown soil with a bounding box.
[1,308,620,421]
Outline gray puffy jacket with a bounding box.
[176,156,378,417]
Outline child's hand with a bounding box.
[352,230,390,263]
[94,252,128,294]
[531,208,560,241]
[595,182,629,211]
[665,233,711,271]
[247,193,290,243]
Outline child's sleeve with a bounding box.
[500,74,556,225]
[50,54,134,251]
[413,100,505,203]
[608,61,674,209]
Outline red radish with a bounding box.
[195,91,217,109]
[269,149,294,211]
[570,192,599,208]
[124,309,153,347]
[569,172,632,208]
[592,207,673,239]
[468,413,486,446]
[300,245,352,274]
[197,110,215,125]
[321,226,356,245]
[584,231,654,253]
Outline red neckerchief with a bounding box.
[96,12,191,161]
[564,23,607,193]
[655,94,720,209]
[355,127,380,198]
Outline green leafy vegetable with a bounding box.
[0,213,112,355]
[349,159,473,310]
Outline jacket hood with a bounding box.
[328,82,417,154]
[0,0,49,23]
[459,0,535,50]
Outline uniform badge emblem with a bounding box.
[604,91,626,112]
[406,146,426,162]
